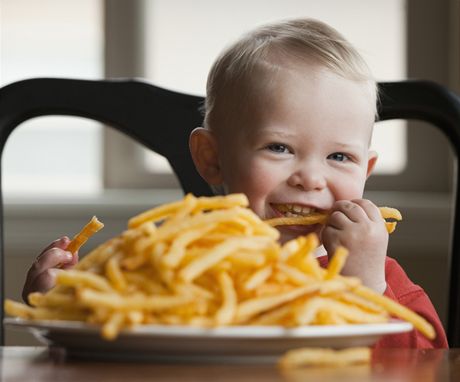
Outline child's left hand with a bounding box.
[321,199,389,294]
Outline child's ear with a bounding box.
[189,127,223,184]
[366,150,378,178]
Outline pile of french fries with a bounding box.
[5,193,434,346]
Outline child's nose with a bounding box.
[286,166,327,191]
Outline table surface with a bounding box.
[1,347,460,382]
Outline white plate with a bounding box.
[5,317,413,361]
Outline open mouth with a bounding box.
[271,203,319,218]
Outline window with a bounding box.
[3,117,102,195]
[1,0,103,196]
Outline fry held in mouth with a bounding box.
[265,206,402,234]
[5,193,433,345]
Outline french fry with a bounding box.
[325,246,348,280]
[152,207,249,243]
[179,236,274,282]
[193,193,249,212]
[276,263,315,286]
[236,283,321,323]
[28,292,79,308]
[76,238,121,271]
[338,291,386,314]
[353,285,436,340]
[128,193,249,229]
[162,223,217,268]
[123,272,165,295]
[229,251,266,267]
[102,311,125,340]
[4,299,37,319]
[4,299,86,321]
[215,271,237,325]
[299,297,388,325]
[294,296,325,325]
[77,289,193,312]
[127,198,192,229]
[250,304,293,326]
[265,206,402,234]
[379,207,403,221]
[265,213,327,227]
[56,269,114,293]
[66,216,104,254]
[105,257,127,291]
[243,265,273,291]
[278,347,371,368]
[316,310,348,325]
[385,221,397,234]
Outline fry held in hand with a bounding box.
[265,206,402,234]
[66,216,104,254]
[5,193,432,345]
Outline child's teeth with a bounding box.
[275,204,316,216]
[301,207,313,214]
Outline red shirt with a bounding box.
[317,255,448,348]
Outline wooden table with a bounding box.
[1,347,459,381]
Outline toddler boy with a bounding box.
[189,18,448,348]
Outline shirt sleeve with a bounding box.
[374,257,448,349]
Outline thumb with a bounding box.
[61,252,79,269]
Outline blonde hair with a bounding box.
[204,18,377,132]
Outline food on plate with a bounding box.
[5,194,432,344]
[278,346,371,368]
[264,206,402,234]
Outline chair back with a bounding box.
[378,81,460,346]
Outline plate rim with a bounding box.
[4,317,413,339]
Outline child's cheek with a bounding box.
[238,163,271,194]
[331,175,366,201]
[235,162,275,214]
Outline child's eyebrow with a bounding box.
[258,129,297,139]
[331,142,365,152]
[245,129,296,143]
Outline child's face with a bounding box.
[193,65,377,243]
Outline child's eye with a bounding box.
[327,152,349,162]
[266,143,290,154]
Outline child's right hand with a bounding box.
[321,199,388,295]
[22,236,78,303]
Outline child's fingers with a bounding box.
[327,210,352,230]
[23,238,76,303]
[333,200,368,222]
[37,236,70,260]
[351,199,384,222]
[28,248,73,284]
[320,224,341,251]
[61,252,79,269]
[327,201,367,228]
[23,248,72,303]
